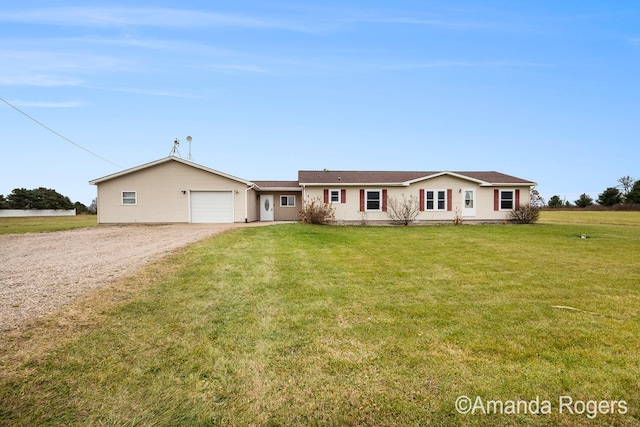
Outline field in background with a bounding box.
[1,212,639,425]
[539,210,640,226]
[0,215,97,235]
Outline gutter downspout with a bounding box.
[245,184,256,222]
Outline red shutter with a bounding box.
[360,189,365,211]
[515,189,520,209]
[447,189,452,211]
[382,189,388,212]
[324,189,329,204]
[341,189,346,204]
[494,189,499,211]
[419,189,425,212]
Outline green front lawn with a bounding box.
[1,219,639,425]
[0,215,97,235]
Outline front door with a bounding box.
[260,195,274,221]
[462,188,476,217]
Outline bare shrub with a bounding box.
[453,207,463,225]
[509,204,540,224]
[387,194,420,225]
[296,197,335,225]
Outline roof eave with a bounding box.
[257,187,302,191]
[479,182,538,187]
[299,182,408,187]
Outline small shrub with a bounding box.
[387,194,420,225]
[453,207,463,225]
[509,204,540,224]
[296,197,335,225]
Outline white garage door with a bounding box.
[190,191,234,223]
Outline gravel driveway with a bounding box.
[0,223,264,332]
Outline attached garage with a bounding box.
[90,157,259,224]
[190,191,234,223]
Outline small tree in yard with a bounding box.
[296,197,335,225]
[597,187,622,207]
[574,193,594,208]
[508,204,540,224]
[547,195,563,208]
[626,180,640,204]
[387,194,420,225]
[74,201,88,214]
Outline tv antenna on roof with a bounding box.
[186,136,193,161]
[169,138,182,158]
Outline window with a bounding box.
[425,190,446,210]
[122,191,136,205]
[464,190,474,208]
[330,189,340,203]
[280,195,295,207]
[500,190,514,210]
[366,190,381,211]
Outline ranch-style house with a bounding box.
[89,156,536,224]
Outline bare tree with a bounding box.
[88,198,98,214]
[387,194,420,225]
[529,187,545,207]
[618,176,634,196]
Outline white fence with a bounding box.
[0,209,76,218]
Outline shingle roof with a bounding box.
[298,170,435,184]
[252,180,301,189]
[298,170,535,186]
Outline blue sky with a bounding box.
[1,1,639,206]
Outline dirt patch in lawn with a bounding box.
[0,223,268,332]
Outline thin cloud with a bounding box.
[64,36,234,56]
[203,64,270,74]
[380,60,552,70]
[0,49,131,73]
[0,48,137,87]
[348,15,499,30]
[94,86,207,99]
[7,100,87,108]
[0,7,311,32]
[0,75,83,87]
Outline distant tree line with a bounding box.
[543,175,640,209]
[0,188,95,214]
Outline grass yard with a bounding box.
[539,210,640,226]
[0,215,97,235]
[1,214,639,425]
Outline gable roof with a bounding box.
[298,170,536,186]
[89,157,254,186]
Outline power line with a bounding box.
[0,97,123,169]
